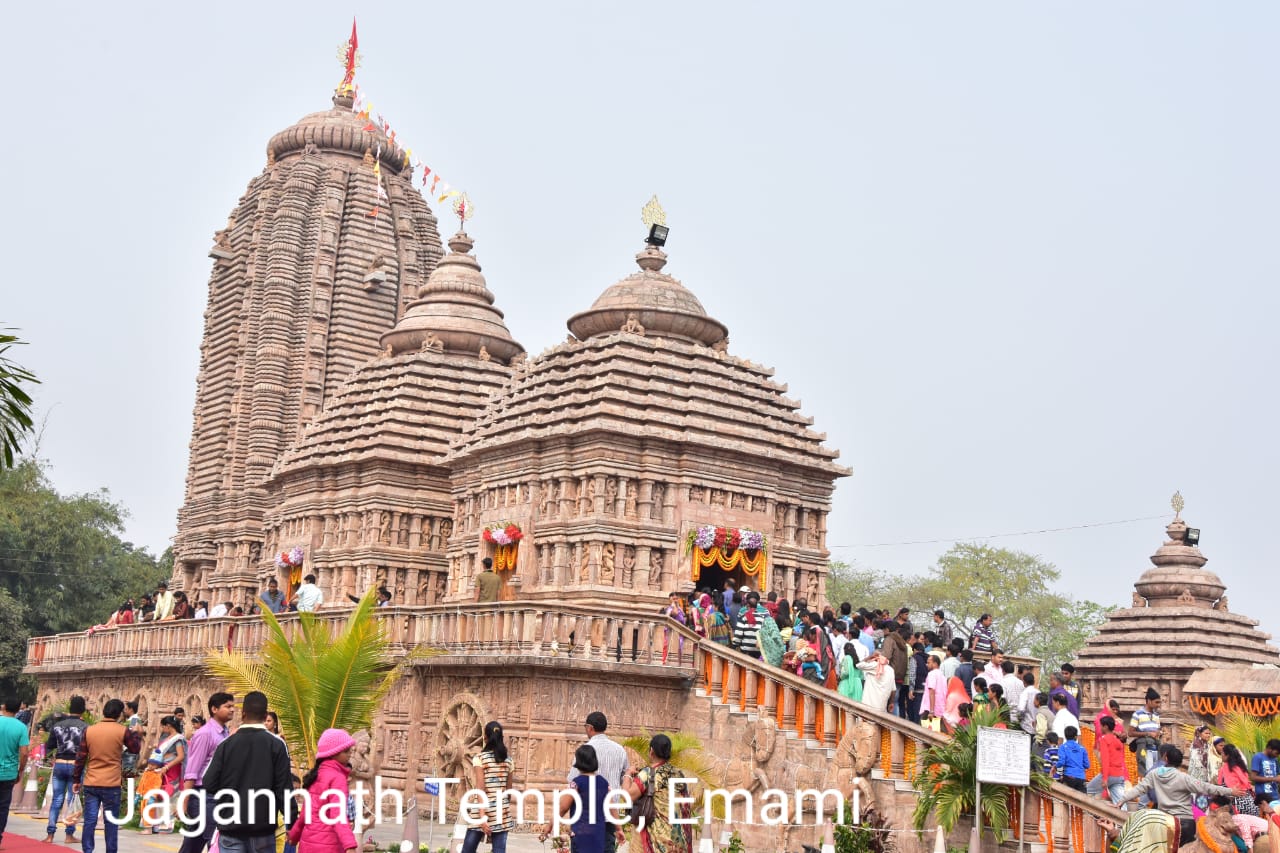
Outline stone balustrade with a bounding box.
[677,623,1127,853]
[27,610,1127,851]
[24,604,698,675]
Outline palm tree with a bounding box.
[618,730,725,821]
[911,705,1051,840]
[0,330,39,468]
[205,590,429,767]
[1182,712,1280,758]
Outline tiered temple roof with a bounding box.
[1074,516,1280,720]
[450,245,848,480]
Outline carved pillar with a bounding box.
[638,480,655,521]
[784,506,798,545]
[636,545,654,594]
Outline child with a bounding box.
[288,730,358,853]
[1055,726,1090,792]
[1042,732,1062,780]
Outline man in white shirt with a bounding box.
[208,601,230,619]
[829,622,849,665]
[940,642,960,680]
[1051,693,1079,740]
[153,582,176,621]
[1000,661,1025,722]
[982,650,1006,686]
[293,574,324,612]
[1015,671,1038,728]
[574,712,627,853]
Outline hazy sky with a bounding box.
[5,3,1278,640]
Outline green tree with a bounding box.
[0,330,38,468]
[911,704,1052,838]
[898,543,1114,663]
[205,590,427,767]
[0,590,32,698]
[825,560,909,611]
[0,459,168,638]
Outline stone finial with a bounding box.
[636,245,668,272]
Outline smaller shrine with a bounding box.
[1074,493,1280,730]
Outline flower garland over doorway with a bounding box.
[482,522,523,571]
[684,525,768,589]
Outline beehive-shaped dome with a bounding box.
[175,88,445,571]
[567,246,728,346]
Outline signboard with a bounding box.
[976,726,1031,786]
[424,781,440,796]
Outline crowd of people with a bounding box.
[19,694,678,853]
[666,580,1280,852]
[85,577,396,634]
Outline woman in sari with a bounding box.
[1097,809,1177,853]
[141,715,186,832]
[622,734,692,853]
[661,592,690,664]
[837,643,864,701]
[943,677,970,731]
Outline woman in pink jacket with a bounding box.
[288,729,359,853]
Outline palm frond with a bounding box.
[203,588,423,768]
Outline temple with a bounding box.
[173,85,849,611]
[1074,503,1280,727]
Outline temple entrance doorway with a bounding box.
[696,565,752,601]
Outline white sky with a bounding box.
[4,3,1277,640]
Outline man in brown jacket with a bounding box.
[74,698,142,853]
[881,622,911,718]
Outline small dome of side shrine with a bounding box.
[258,229,518,609]
[1074,500,1280,727]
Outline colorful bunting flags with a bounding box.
[347,81,467,218]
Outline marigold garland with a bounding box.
[1069,806,1084,853]
[903,738,917,781]
[1188,694,1280,717]
[492,543,518,571]
[1196,816,1224,853]
[691,546,768,588]
[880,728,893,778]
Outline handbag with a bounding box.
[629,772,656,829]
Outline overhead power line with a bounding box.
[828,513,1169,549]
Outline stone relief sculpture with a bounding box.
[648,550,664,585]
[621,312,645,335]
[600,543,615,584]
[378,512,391,544]
[622,546,636,587]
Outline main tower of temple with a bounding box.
[173,87,447,597]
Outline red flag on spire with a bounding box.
[342,19,359,88]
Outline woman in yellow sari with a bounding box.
[622,734,693,853]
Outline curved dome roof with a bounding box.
[267,90,410,174]
[567,246,728,346]
[381,233,524,363]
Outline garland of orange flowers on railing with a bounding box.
[902,738,917,781]
[1069,805,1084,853]
[880,728,893,777]
[1188,694,1280,717]
[1042,797,1054,853]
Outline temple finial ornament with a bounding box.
[1171,490,1184,519]
[641,195,667,229]
[453,193,473,232]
